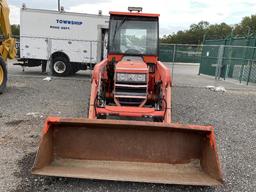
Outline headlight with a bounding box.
[116,73,146,82]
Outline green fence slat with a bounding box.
[200,36,256,85]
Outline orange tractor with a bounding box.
[32,8,223,186]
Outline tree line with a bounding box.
[0,24,20,36]
[161,15,256,44]
[11,24,20,36]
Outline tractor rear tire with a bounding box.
[0,57,7,94]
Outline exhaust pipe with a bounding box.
[32,117,223,186]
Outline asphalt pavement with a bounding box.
[0,61,255,192]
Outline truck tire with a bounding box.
[51,56,71,76]
[0,58,7,94]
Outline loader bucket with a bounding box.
[32,117,223,186]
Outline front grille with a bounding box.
[115,86,147,96]
[118,98,145,106]
[114,82,147,106]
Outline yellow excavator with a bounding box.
[0,0,16,93]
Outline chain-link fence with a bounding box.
[5,34,256,85]
[159,43,201,63]
[159,43,256,85]
[200,44,256,85]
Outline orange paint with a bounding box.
[96,106,165,117]
[115,60,148,74]
[110,11,160,17]
[208,129,217,149]
[42,117,61,135]
[107,55,123,62]
[143,56,158,64]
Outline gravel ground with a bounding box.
[0,64,255,191]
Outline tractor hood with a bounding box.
[115,60,148,74]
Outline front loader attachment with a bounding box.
[32,117,223,186]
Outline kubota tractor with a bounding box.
[32,8,223,186]
[88,8,171,123]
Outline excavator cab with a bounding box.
[32,8,223,186]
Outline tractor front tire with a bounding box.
[0,58,7,94]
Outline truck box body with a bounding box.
[19,8,109,73]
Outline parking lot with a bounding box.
[0,63,255,192]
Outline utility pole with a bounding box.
[58,0,61,11]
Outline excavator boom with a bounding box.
[0,0,12,39]
[0,0,16,93]
[0,0,16,60]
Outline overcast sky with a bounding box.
[8,0,256,36]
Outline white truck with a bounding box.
[17,7,109,76]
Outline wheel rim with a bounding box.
[53,61,66,74]
[0,65,4,86]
